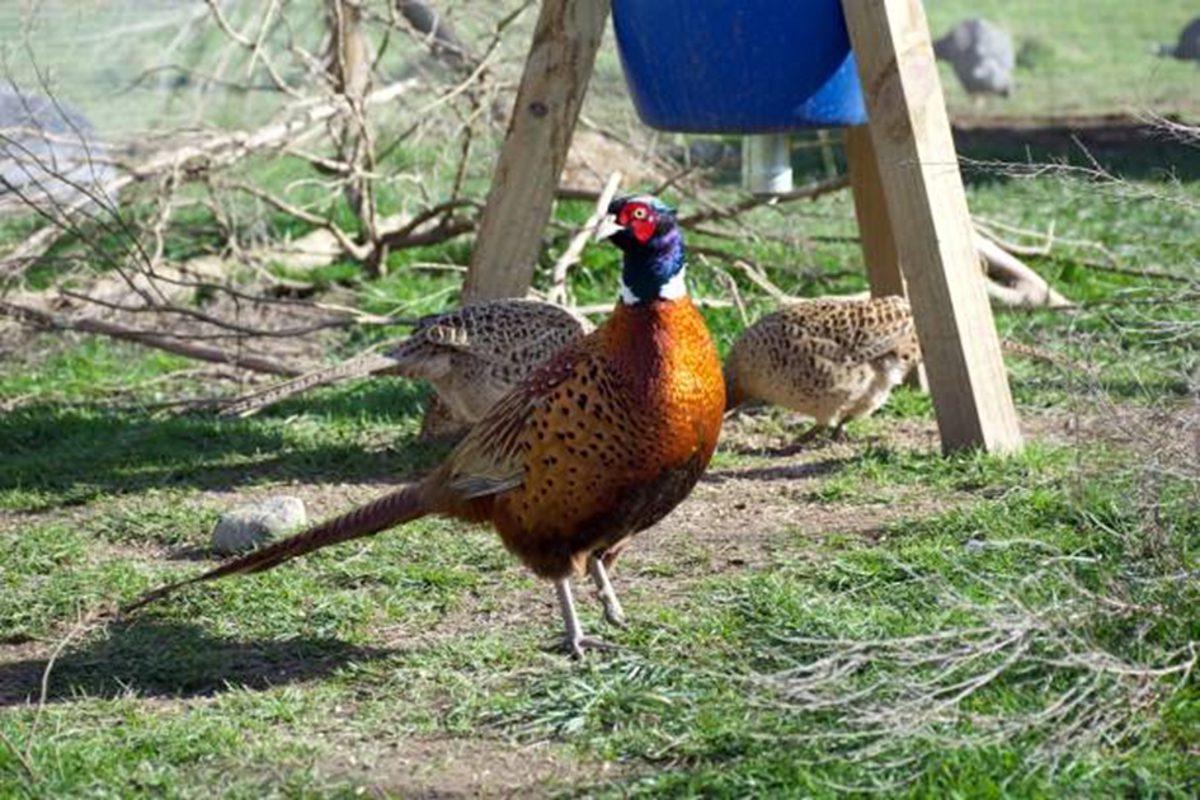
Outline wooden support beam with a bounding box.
[845,124,927,390]
[844,125,904,297]
[841,0,1021,453]
[463,0,611,301]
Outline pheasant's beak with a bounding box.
[593,214,624,242]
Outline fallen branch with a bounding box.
[691,245,795,302]
[0,298,302,376]
[974,231,1075,308]
[973,217,1055,257]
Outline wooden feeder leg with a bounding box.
[844,124,927,390]
[845,126,903,296]
[462,0,611,302]
[841,0,1022,454]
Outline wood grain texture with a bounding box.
[845,125,904,298]
[841,0,1021,453]
[463,0,612,301]
[845,124,928,390]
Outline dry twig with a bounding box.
[547,171,622,306]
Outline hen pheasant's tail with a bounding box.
[219,352,401,418]
[122,483,428,613]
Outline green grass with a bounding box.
[2,450,1195,797]
[0,375,449,512]
[3,160,1196,796]
[2,3,1199,796]
[3,97,1198,798]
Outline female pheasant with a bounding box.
[219,299,592,440]
[126,196,725,657]
[724,295,921,445]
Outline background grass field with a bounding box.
[1,1,1198,797]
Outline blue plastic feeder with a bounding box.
[611,0,867,133]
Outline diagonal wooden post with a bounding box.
[844,125,903,296]
[845,123,927,390]
[841,0,1022,453]
[463,0,611,302]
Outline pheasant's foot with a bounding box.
[768,424,830,456]
[555,577,617,658]
[795,424,829,445]
[564,634,619,660]
[603,606,628,628]
[588,555,628,628]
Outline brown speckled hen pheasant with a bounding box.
[126,196,725,657]
[220,299,592,438]
[724,295,921,444]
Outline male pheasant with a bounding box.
[724,295,921,445]
[219,299,592,439]
[126,196,725,657]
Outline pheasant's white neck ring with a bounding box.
[619,266,687,305]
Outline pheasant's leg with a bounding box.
[587,555,627,628]
[794,424,829,446]
[830,420,849,441]
[555,578,616,658]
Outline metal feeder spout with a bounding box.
[742,134,793,196]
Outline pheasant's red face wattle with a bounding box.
[616,201,657,244]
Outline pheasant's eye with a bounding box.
[631,207,649,220]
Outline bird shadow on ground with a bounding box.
[720,439,839,459]
[703,456,853,484]
[0,619,390,707]
[0,381,452,512]
[164,544,228,562]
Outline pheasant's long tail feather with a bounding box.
[219,352,400,418]
[122,483,429,613]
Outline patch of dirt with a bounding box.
[320,735,620,799]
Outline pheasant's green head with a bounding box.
[598,195,686,305]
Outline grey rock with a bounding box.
[0,91,116,215]
[1158,17,1200,61]
[212,495,307,554]
[934,18,1016,97]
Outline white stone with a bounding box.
[212,495,307,554]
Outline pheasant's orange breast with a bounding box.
[490,298,724,578]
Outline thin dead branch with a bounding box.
[547,171,621,306]
[677,175,851,228]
